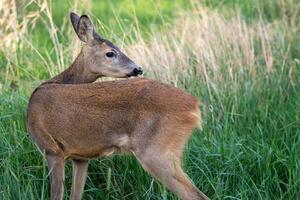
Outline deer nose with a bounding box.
[133,67,143,76]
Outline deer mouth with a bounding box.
[127,68,143,77]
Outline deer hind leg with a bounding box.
[46,154,65,200]
[134,145,209,200]
[70,159,89,200]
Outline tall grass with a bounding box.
[0,0,299,199]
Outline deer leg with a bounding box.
[70,159,89,200]
[46,154,65,200]
[134,147,209,200]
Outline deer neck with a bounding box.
[46,52,99,84]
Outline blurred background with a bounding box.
[0,0,300,199]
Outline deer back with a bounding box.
[26,78,200,159]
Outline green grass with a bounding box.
[1,0,300,199]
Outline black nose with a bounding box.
[133,67,143,76]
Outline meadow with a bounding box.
[0,0,300,199]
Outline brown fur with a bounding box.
[26,78,209,200]
[27,78,198,158]
[25,12,210,200]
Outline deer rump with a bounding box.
[26,78,200,160]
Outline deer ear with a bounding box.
[70,13,94,43]
[76,15,94,43]
[70,12,80,33]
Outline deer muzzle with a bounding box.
[128,67,143,77]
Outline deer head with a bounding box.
[70,12,142,79]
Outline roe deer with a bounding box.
[26,13,209,200]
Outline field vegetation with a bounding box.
[0,0,299,199]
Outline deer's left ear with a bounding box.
[71,13,95,43]
[70,12,80,33]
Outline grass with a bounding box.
[0,0,300,199]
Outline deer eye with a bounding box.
[106,52,115,58]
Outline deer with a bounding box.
[26,12,210,200]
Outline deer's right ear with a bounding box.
[70,12,95,44]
